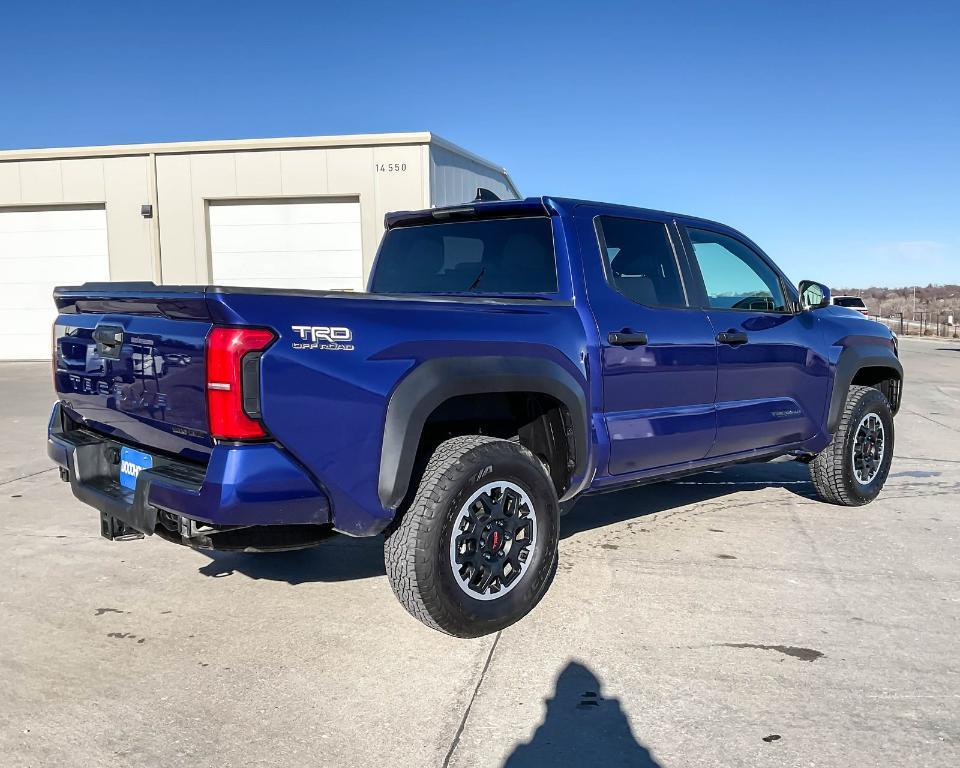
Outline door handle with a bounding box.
[608,330,648,346]
[716,330,749,346]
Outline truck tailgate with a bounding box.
[53,287,213,461]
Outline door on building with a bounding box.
[0,205,109,360]
[207,198,363,291]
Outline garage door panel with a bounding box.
[209,200,363,293]
[212,222,362,254]
[211,200,360,226]
[0,206,108,360]
[0,256,109,284]
[212,276,364,291]
[0,308,60,338]
[5,263,109,305]
[214,251,363,280]
[0,207,108,232]
[1,283,68,310]
[2,253,110,283]
[0,228,109,259]
[0,332,51,362]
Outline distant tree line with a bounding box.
[830,284,960,319]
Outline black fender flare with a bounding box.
[827,344,903,433]
[378,356,589,510]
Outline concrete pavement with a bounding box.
[1,337,957,767]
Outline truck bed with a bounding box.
[52,282,588,536]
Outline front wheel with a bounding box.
[810,385,895,505]
[384,435,559,637]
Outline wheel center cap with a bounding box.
[480,521,508,556]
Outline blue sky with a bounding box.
[3,1,957,288]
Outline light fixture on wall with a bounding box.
[141,204,153,218]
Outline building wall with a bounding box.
[0,133,518,288]
[429,143,519,208]
[155,142,429,284]
[0,155,158,281]
[0,134,517,359]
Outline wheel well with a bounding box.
[851,366,902,413]
[415,392,575,498]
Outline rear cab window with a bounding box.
[834,296,866,308]
[370,217,557,295]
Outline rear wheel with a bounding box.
[810,385,894,505]
[384,435,559,637]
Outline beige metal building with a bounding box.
[0,132,519,360]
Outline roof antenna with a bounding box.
[474,187,500,202]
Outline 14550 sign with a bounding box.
[375,162,407,173]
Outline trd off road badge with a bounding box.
[291,325,355,351]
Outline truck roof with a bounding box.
[385,196,738,235]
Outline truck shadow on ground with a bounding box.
[503,660,662,767]
[194,460,814,584]
[561,458,814,539]
[195,536,387,583]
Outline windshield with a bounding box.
[834,296,866,308]
[370,217,557,295]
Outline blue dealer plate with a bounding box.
[119,446,153,491]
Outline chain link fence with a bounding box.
[873,310,960,338]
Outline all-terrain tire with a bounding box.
[810,385,895,505]
[383,435,560,637]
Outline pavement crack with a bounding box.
[789,501,848,604]
[0,467,57,488]
[902,408,959,433]
[442,630,501,768]
[896,455,960,465]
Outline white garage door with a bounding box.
[0,206,110,360]
[208,199,363,291]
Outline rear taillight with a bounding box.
[205,327,275,440]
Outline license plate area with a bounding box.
[119,446,153,491]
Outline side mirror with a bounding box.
[799,280,831,310]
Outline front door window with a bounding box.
[686,228,788,313]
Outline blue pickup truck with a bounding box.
[49,195,902,637]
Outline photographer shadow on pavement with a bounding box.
[503,660,662,767]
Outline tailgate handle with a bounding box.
[93,325,124,358]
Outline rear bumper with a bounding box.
[47,402,331,537]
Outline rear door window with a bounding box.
[595,217,687,307]
[370,217,557,294]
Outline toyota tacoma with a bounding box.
[48,195,902,637]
